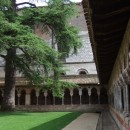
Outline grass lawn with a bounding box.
[0,111,82,130]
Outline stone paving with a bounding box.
[62,111,120,130]
[101,111,119,130]
[62,113,99,130]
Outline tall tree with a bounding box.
[0,0,81,111]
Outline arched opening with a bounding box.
[78,69,88,75]
[15,90,18,105]
[0,90,3,105]
[55,96,62,105]
[20,90,26,105]
[100,87,108,104]
[38,90,45,105]
[31,89,37,105]
[60,72,66,76]
[81,88,89,104]
[72,88,80,104]
[64,89,71,105]
[79,71,87,75]
[46,90,53,105]
[91,88,98,104]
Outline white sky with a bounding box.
[17,0,82,6]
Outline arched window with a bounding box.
[78,69,88,75]
[60,72,66,76]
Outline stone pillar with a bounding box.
[88,88,91,105]
[70,89,73,105]
[78,88,82,105]
[44,90,48,105]
[124,85,130,115]
[36,89,39,105]
[97,89,100,104]
[62,93,64,105]
[17,90,21,106]
[25,89,31,105]
[113,86,117,110]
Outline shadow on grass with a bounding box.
[29,112,82,130]
[0,111,31,117]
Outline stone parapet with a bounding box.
[16,104,108,112]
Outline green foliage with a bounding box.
[44,78,78,97]
[19,0,82,57]
[0,0,81,97]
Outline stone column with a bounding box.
[116,81,123,111]
[70,89,73,105]
[78,88,82,105]
[124,85,130,115]
[25,89,31,105]
[44,90,48,105]
[114,84,117,109]
[36,89,39,105]
[62,93,64,105]
[17,90,21,106]
[88,88,91,105]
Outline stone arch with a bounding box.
[64,89,71,105]
[31,89,37,105]
[100,87,108,104]
[46,90,53,105]
[0,89,3,105]
[20,89,26,105]
[38,89,45,105]
[15,90,18,105]
[91,87,98,104]
[81,88,89,104]
[72,88,80,104]
[78,69,88,75]
[55,95,62,105]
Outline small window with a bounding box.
[78,69,88,75]
[79,71,87,75]
[60,72,66,76]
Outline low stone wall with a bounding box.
[16,104,108,112]
[110,106,130,130]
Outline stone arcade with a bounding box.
[0,4,108,112]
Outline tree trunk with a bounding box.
[1,48,16,111]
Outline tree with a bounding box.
[0,0,81,111]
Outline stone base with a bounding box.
[16,104,108,112]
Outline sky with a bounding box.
[17,0,82,6]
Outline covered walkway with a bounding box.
[62,111,119,130]
[62,113,99,130]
